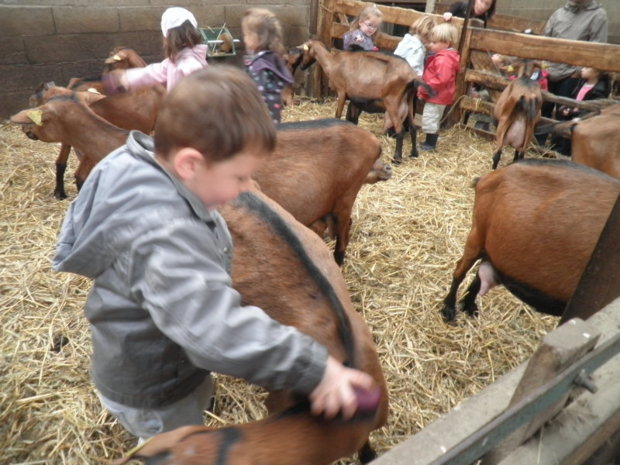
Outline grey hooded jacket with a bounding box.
[53,131,327,408]
[544,1,608,81]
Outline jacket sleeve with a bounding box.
[128,219,328,395]
[124,60,170,90]
[589,12,608,43]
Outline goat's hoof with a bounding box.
[358,442,377,464]
[391,157,402,165]
[462,302,479,318]
[54,191,68,200]
[441,306,457,323]
[409,151,419,159]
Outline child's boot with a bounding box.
[419,133,439,151]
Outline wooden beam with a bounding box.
[496,304,620,465]
[480,320,600,465]
[471,29,620,73]
[486,14,545,34]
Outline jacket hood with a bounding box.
[565,0,601,12]
[246,51,294,84]
[53,131,216,279]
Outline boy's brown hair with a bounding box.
[242,8,286,56]
[154,66,277,162]
[430,22,459,48]
[164,21,204,61]
[409,15,436,41]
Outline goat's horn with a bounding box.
[27,110,43,126]
[303,43,309,51]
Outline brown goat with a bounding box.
[552,104,620,179]
[28,47,159,199]
[442,159,620,322]
[11,95,130,190]
[254,119,385,265]
[26,83,164,198]
[113,189,388,465]
[12,106,386,267]
[491,75,542,170]
[298,40,430,162]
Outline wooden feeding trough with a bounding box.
[200,25,239,57]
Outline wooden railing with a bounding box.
[313,0,620,125]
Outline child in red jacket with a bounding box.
[417,22,460,151]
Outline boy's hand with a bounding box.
[309,355,379,420]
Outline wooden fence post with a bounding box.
[313,0,335,99]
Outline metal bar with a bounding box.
[429,332,620,465]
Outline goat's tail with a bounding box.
[550,120,579,139]
[409,78,436,99]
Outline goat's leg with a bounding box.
[346,102,361,125]
[442,230,482,322]
[460,271,481,318]
[512,149,524,163]
[74,157,96,192]
[491,148,503,170]
[332,209,353,266]
[54,143,72,199]
[391,131,404,165]
[408,117,419,158]
[335,92,347,119]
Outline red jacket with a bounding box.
[417,48,460,105]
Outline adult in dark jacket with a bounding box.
[445,0,496,25]
[552,67,611,155]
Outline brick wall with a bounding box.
[0,0,313,120]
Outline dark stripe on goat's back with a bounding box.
[234,192,356,367]
[277,118,354,131]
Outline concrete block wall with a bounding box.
[0,0,312,120]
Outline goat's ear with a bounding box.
[10,109,43,126]
[104,53,122,64]
[27,110,44,126]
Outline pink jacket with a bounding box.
[417,48,460,105]
[124,44,208,91]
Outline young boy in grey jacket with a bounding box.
[53,65,375,440]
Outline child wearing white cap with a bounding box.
[104,7,208,93]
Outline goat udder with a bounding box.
[478,261,498,296]
[505,118,526,149]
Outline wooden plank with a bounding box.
[471,29,620,73]
[487,14,545,34]
[480,319,600,465]
[495,300,620,465]
[561,194,620,324]
[369,300,620,465]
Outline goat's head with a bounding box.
[11,99,69,143]
[298,41,317,71]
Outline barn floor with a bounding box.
[0,98,558,465]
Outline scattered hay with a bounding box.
[0,100,557,465]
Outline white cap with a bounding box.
[160,7,198,37]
